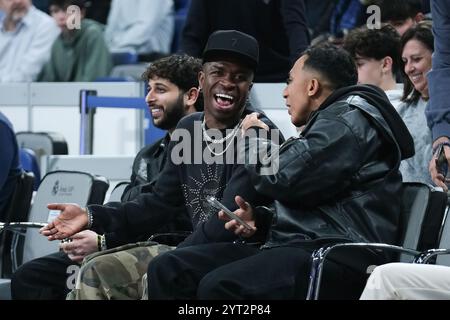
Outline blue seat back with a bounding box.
[112,52,139,66]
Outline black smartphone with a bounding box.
[206,196,254,231]
[436,143,448,177]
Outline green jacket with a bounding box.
[39,19,112,82]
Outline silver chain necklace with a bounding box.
[202,118,242,156]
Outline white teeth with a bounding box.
[215,93,234,101]
[151,107,163,115]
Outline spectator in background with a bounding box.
[0,111,22,221]
[38,0,112,82]
[328,0,368,43]
[374,0,426,36]
[180,0,310,82]
[304,0,335,40]
[359,0,450,301]
[308,0,370,47]
[104,0,173,57]
[344,25,404,109]
[427,0,450,191]
[397,22,434,185]
[0,0,59,82]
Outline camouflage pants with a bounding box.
[66,241,174,300]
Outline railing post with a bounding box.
[79,90,97,155]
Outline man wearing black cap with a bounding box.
[146,44,414,300]
[39,30,283,300]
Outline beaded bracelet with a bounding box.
[100,234,107,251]
[97,234,102,251]
[85,206,93,228]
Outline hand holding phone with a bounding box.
[206,196,254,231]
[436,143,449,178]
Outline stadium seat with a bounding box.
[16,132,68,167]
[0,171,34,277]
[415,194,450,266]
[306,182,448,299]
[0,171,109,299]
[111,51,138,66]
[107,181,130,203]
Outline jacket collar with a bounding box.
[313,85,415,160]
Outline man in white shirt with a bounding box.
[0,0,59,82]
[104,0,174,56]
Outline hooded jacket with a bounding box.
[247,85,414,248]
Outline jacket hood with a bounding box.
[318,84,415,160]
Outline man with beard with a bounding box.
[11,54,203,300]
[37,30,283,300]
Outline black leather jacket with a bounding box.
[247,90,409,249]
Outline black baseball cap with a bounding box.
[202,30,259,72]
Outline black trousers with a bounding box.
[11,251,78,300]
[148,242,378,300]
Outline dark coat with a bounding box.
[247,86,413,248]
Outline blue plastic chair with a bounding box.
[19,148,40,190]
[111,52,139,66]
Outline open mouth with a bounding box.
[214,93,235,110]
[150,106,164,118]
[410,73,423,83]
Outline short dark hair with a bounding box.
[302,44,358,90]
[142,54,203,111]
[343,25,402,75]
[401,21,433,104]
[49,0,87,9]
[374,0,422,22]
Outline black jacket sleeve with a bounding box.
[246,113,362,207]
[89,138,187,242]
[179,162,271,247]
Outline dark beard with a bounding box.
[154,94,187,131]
